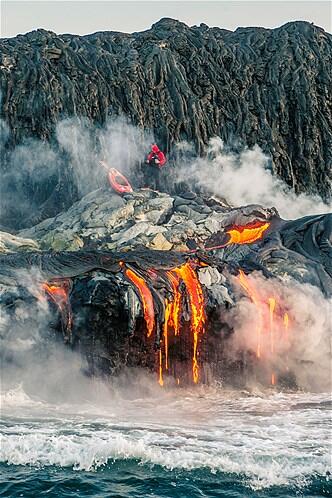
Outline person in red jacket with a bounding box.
[145,144,167,190]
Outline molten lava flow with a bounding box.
[268,297,276,386]
[172,262,205,384]
[125,268,155,337]
[238,270,263,358]
[237,271,294,387]
[193,329,199,384]
[159,347,164,387]
[283,313,289,342]
[165,271,181,336]
[163,299,170,370]
[42,283,68,306]
[268,297,276,354]
[42,282,72,340]
[226,221,270,245]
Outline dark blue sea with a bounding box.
[1,371,331,498]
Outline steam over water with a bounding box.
[1,117,331,496]
[1,373,331,497]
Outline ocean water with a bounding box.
[0,373,331,498]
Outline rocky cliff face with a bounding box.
[1,188,331,386]
[1,18,331,213]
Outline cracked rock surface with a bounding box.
[18,188,275,252]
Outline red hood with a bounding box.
[151,145,160,153]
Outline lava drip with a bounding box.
[237,270,293,386]
[171,262,205,384]
[159,347,164,387]
[122,260,205,385]
[41,281,72,342]
[268,297,276,385]
[238,270,263,358]
[163,299,171,370]
[165,271,181,336]
[124,267,155,337]
[283,313,289,340]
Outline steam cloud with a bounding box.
[0,116,153,229]
[0,269,166,405]
[1,117,330,230]
[1,266,331,397]
[227,272,332,392]
[0,116,331,395]
[175,137,331,219]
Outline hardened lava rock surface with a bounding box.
[1,18,331,204]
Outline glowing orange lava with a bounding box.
[163,299,170,370]
[172,262,205,384]
[268,297,276,354]
[42,283,69,306]
[238,270,263,358]
[42,282,72,336]
[283,313,289,340]
[159,348,164,387]
[123,261,205,385]
[237,271,293,388]
[165,272,181,336]
[125,268,155,337]
[226,222,270,245]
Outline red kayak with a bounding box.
[100,161,133,195]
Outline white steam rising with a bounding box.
[1,116,153,226]
[228,272,332,392]
[56,115,153,196]
[176,137,331,219]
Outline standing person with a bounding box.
[145,144,167,191]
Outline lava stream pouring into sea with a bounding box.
[122,260,206,385]
[237,270,292,386]
[121,220,273,386]
[171,262,205,384]
[41,281,72,340]
[124,267,155,337]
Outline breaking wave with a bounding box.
[1,383,331,491]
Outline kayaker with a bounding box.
[145,144,167,190]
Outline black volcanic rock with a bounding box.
[0,18,331,221]
[0,210,331,384]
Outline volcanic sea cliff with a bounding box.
[0,186,331,387]
[0,19,331,389]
